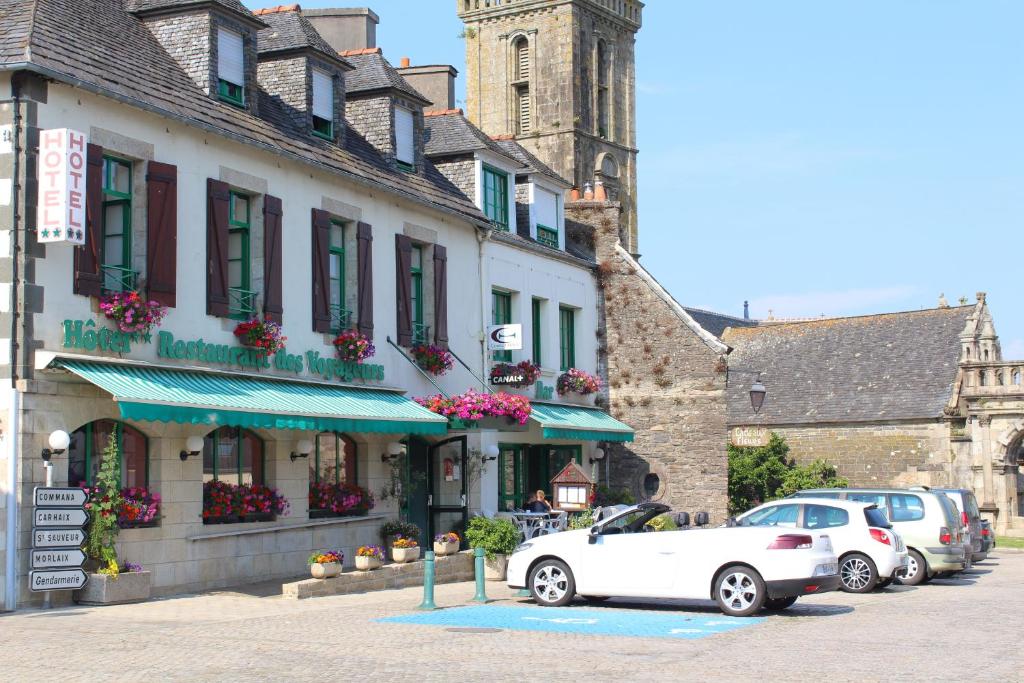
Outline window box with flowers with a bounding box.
[414,390,532,429]
[489,360,541,388]
[411,344,454,376]
[390,536,420,564]
[332,330,375,363]
[99,290,167,338]
[308,482,374,519]
[433,531,461,556]
[355,545,384,571]
[233,318,286,358]
[556,368,601,397]
[118,486,161,528]
[202,480,289,524]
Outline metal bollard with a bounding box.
[417,550,437,610]
[471,546,489,603]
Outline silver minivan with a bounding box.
[931,487,985,563]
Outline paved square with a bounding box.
[380,603,764,639]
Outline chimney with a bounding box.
[743,301,749,319]
[302,7,378,52]
[396,62,458,111]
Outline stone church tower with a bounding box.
[457,0,643,254]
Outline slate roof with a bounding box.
[343,49,430,104]
[2,0,487,228]
[492,138,571,188]
[422,111,522,166]
[0,0,32,63]
[683,307,757,339]
[255,7,350,68]
[128,0,263,25]
[721,306,974,426]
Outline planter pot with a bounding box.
[241,512,274,523]
[74,571,152,605]
[484,554,509,581]
[391,546,420,563]
[355,556,382,571]
[309,562,341,579]
[433,540,460,556]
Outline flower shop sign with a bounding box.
[62,319,385,383]
[37,128,88,244]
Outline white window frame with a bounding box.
[528,177,566,249]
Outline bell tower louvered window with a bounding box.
[597,39,610,139]
[512,37,530,135]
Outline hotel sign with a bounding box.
[37,128,87,244]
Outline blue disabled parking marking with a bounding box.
[378,604,764,639]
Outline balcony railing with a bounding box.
[229,287,258,318]
[961,361,1024,396]
[412,322,431,347]
[100,265,138,294]
[330,305,354,333]
[536,227,559,249]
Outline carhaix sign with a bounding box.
[37,128,87,244]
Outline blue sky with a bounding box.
[300,0,1023,357]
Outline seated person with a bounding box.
[525,489,552,513]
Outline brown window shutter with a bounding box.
[206,178,231,317]
[73,143,104,297]
[263,195,283,324]
[432,244,448,348]
[356,221,373,339]
[395,234,412,346]
[145,161,177,307]
[311,208,332,333]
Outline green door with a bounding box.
[428,436,469,543]
[498,444,527,511]
[405,438,430,547]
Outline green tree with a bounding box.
[727,433,847,514]
[85,434,124,570]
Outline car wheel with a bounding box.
[839,553,878,593]
[763,596,798,611]
[529,559,576,607]
[714,566,767,617]
[875,578,893,589]
[899,550,927,586]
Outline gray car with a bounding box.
[930,487,985,563]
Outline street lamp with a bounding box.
[480,443,499,465]
[381,441,404,463]
[41,429,70,462]
[179,435,205,461]
[291,439,314,462]
[726,367,768,415]
[589,447,606,465]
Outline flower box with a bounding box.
[355,556,382,571]
[415,390,532,426]
[391,546,420,564]
[484,555,509,581]
[74,571,152,605]
[310,562,341,579]
[433,540,460,556]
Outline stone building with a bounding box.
[457,0,643,255]
[718,295,1024,534]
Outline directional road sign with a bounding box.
[31,548,86,570]
[34,507,88,527]
[34,486,88,507]
[29,568,88,592]
[33,527,88,548]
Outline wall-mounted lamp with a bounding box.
[749,377,767,415]
[381,441,404,463]
[480,443,499,465]
[41,430,70,462]
[589,446,606,465]
[291,439,314,462]
[179,435,205,461]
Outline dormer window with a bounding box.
[218,28,246,106]
[533,184,560,249]
[312,68,334,139]
[395,106,415,171]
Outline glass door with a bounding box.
[404,438,430,547]
[428,436,468,544]
[498,444,527,511]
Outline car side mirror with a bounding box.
[588,528,599,544]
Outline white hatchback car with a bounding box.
[507,503,841,617]
[735,498,908,593]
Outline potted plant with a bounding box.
[98,290,167,337]
[410,344,454,376]
[464,516,520,581]
[118,486,161,528]
[489,360,541,388]
[355,545,384,571]
[332,330,375,362]
[233,317,286,357]
[556,368,601,396]
[380,520,421,548]
[308,550,344,579]
[77,560,152,606]
[433,531,460,556]
[390,537,420,564]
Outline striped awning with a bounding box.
[529,403,634,442]
[57,360,448,435]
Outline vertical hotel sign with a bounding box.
[37,128,87,244]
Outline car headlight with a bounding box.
[512,542,533,555]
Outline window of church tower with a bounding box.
[512,37,531,135]
[597,40,610,139]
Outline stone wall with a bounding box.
[432,156,476,201]
[566,201,729,522]
[257,56,309,131]
[346,94,393,161]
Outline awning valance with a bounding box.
[57,360,449,435]
[529,403,634,442]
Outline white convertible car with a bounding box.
[507,503,841,616]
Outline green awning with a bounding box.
[57,360,448,435]
[529,403,634,442]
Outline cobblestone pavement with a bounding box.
[1,553,1022,682]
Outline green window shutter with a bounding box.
[483,166,509,231]
[559,306,575,371]
[532,298,542,366]
[493,290,512,363]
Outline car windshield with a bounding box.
[864,506,892,529]
[738,504,799,527]
[601,507,662,533]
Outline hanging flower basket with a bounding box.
[415,390,532,425]
[557,368,601,396]
[118,486,161,528]
[99,291,167,336]
[489,360,541,388]
[233,318,286,357]
[332,330,375,363]
[411,344,454,376]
